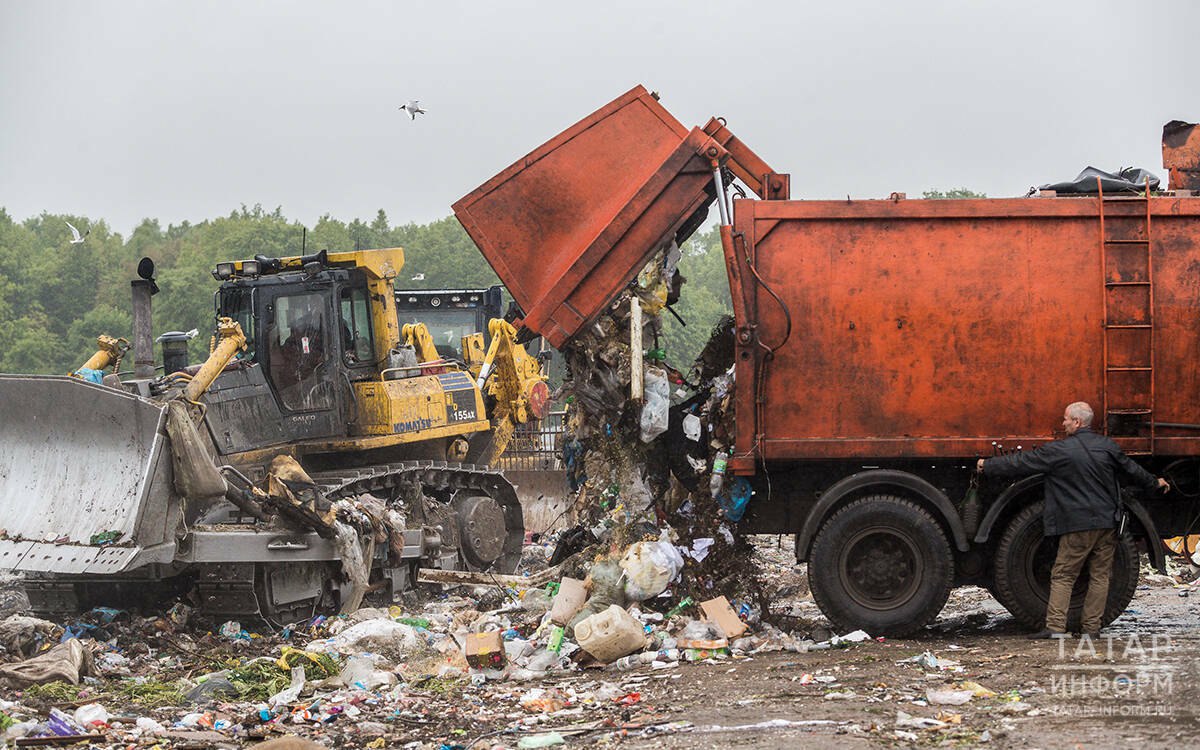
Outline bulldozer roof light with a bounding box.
[213,262,234,280]
[241,259,261,277]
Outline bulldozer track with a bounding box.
[311,459,525,572]
[29,461,524,620]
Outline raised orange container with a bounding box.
[453,85,725,348]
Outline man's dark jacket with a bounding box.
[982,428,1158,536]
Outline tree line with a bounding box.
[0,206,732,377]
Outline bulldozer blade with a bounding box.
[0,375,174,575]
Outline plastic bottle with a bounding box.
[709,451,729,498]
[546,625,565,653]
[610,648,682,670]
[666,597,695,618]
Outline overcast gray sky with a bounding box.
[2,1,1198,236]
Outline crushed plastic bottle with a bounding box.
[709,451,729,498]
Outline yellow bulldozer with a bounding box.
[0,247,548,620]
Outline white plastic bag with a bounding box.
[267,665,306,707]
[620,537,685,600]
[309,619,422,661]
[73,704,109,728]
[639,367,670,443]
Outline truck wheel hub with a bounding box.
[840,529,923,610]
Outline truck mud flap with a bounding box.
[0,375,169,574]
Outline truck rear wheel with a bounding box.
[808,495,954,637]
[991,501,1138,631]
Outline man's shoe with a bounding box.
[1026,629,1069,640]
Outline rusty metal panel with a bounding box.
[0,375,168,573]
[733,197,1200,462]
[454,85,722,348]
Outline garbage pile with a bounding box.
[553,245,767,620]
[0,562,865,748]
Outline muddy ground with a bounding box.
[582,586,1199,749]
[1,537,1197,749]
[481,537,1200,749]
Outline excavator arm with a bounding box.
[474,319,550,464]
[402,322,442,363]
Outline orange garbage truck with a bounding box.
[454,85,1200,636]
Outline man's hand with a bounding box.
[976,458,985,474]
[1156,477,1170,493]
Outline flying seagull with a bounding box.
[65,221,89,245]
[400,100,426,120]
[411,272,425,281]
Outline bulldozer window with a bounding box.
[398,309,477,360]
[217,287,256,361]
[268,293,334,412]
[339,286,375,368]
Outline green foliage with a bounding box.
[922,188,987,199]
[660,225,733,372]
[0,204,733,376]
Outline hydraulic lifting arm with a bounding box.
[474,319,550,464]
[71,334,131,381]
[701,118,790,200]
[402,323,442,363]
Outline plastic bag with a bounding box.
[311,620,422,661]
[620,538,684,601]
[72,704,108,729]
[267,666,306,707]
[718,477,753,522]
[567,560,626,634]
[639,367,670,443]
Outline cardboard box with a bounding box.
[465,630,506,669]
[699,596,748,639]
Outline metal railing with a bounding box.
[493,410,567,472]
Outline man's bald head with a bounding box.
[1063,402,1094,435]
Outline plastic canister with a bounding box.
[548,577,587,625]
[573,605,648,663]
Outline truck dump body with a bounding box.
[453,86,718,349]
[458,85,1200,468]
[735,196,1200,461]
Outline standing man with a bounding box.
[977,402,1168,638]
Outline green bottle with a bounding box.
[667,597,695,617]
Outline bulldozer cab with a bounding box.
[214,266,376,444]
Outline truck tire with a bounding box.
[991,501,1138,631]
[808,495,954,637]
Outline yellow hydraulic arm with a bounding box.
[184,317,247,402]
[70,335,130,380]
[402,323,442,363]
[474,319,550,464]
